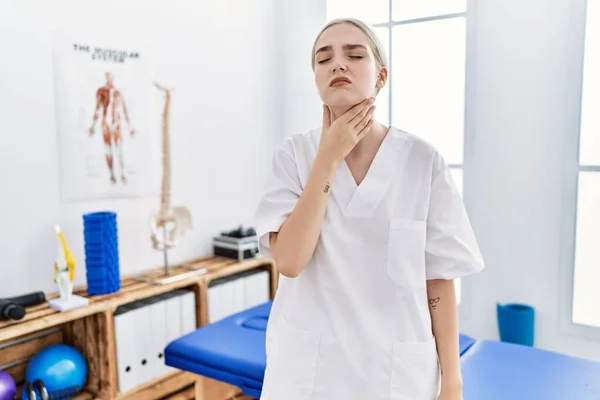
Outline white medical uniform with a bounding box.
[254,126,484,400]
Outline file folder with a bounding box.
[206,269,271,323]
[132,303,153,386]
[114,288,198,391]
[231,274,246,315]
[114,303,138,393]
[164,291,182,373]
[208,277,225,323]
[180,289,197,335]
[245,269,270,309]
[142,294,170,381]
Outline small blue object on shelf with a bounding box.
[21,344,87,400]
[497,302,535,347]
[83,211,121,295]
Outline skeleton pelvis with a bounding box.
[149,206,193,249]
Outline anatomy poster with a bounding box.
[52,31,158,202]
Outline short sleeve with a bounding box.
[254,141,302,259]
[425,154,485,280]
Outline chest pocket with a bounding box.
[386,218,427,287]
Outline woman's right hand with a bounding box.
[317,98,376,165]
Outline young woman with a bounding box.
[255,17,484,400]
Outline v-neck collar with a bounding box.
[336,127,410,217]
[341,127,393,189]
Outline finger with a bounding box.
[354,105,375,132]
[348,98,374,122]
[341,98,374,123]
[356,119,374,140]
[351,103,375,127]
[322,104,331,128]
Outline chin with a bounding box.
[323,90,365,109]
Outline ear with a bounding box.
[376,67,388,88]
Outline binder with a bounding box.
[145,294,169,380]
[257,269,270,303]
[206,269,271,323]
[208,278,225,323]
[220,278,235,319]
[114,304,138,393]
[164,291,182,373]
[115,300,155,390]
[231,274,246,315]
[114,288,199,390]
[179,289,197,335]
[244,269,270,309]
[130,304,153,386]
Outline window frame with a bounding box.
[325,0,480,318]
[558,0,600,340]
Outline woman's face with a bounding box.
[313,23,385,113]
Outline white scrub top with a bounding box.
[255,126,484,400]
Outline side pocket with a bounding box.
[389,337,440,400]
[266,316,320,399]
[386,218,427,287]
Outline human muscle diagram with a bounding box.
[88,71,136,185]
[52,32,157,202]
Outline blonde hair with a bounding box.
[311,18,388,94]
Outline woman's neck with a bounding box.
[356,122,387,153]
[326,103,389,156]
[330,107,386,150]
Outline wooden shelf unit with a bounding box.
[0,256,277,400]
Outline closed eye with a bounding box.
[318,55,363,64]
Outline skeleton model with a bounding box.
[149,82,193,275]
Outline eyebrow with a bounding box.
[314,44,368,55]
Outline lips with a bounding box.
[330,77,351,87]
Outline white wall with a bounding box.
[275,1,327,136]
[280,0,600,360]
[460,0,600,361]
[0,0,279,297]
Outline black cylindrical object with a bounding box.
[0,291,46,321]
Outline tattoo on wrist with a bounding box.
[429,297,440,310]
[324,181,331,193]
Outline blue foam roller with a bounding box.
[83,211,120,296]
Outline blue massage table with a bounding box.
[165,300,478,398]
[461,339,600,399]
[165,301,271,398]
[165,301,600,399]
[459,331,476,355]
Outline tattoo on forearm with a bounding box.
[429,297,440,310]
[324,181,331,193]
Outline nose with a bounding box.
[331,61,347,73]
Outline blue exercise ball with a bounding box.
[22,344,87,399]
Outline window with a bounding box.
[326,1,472,304]
[567,0,600,331]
